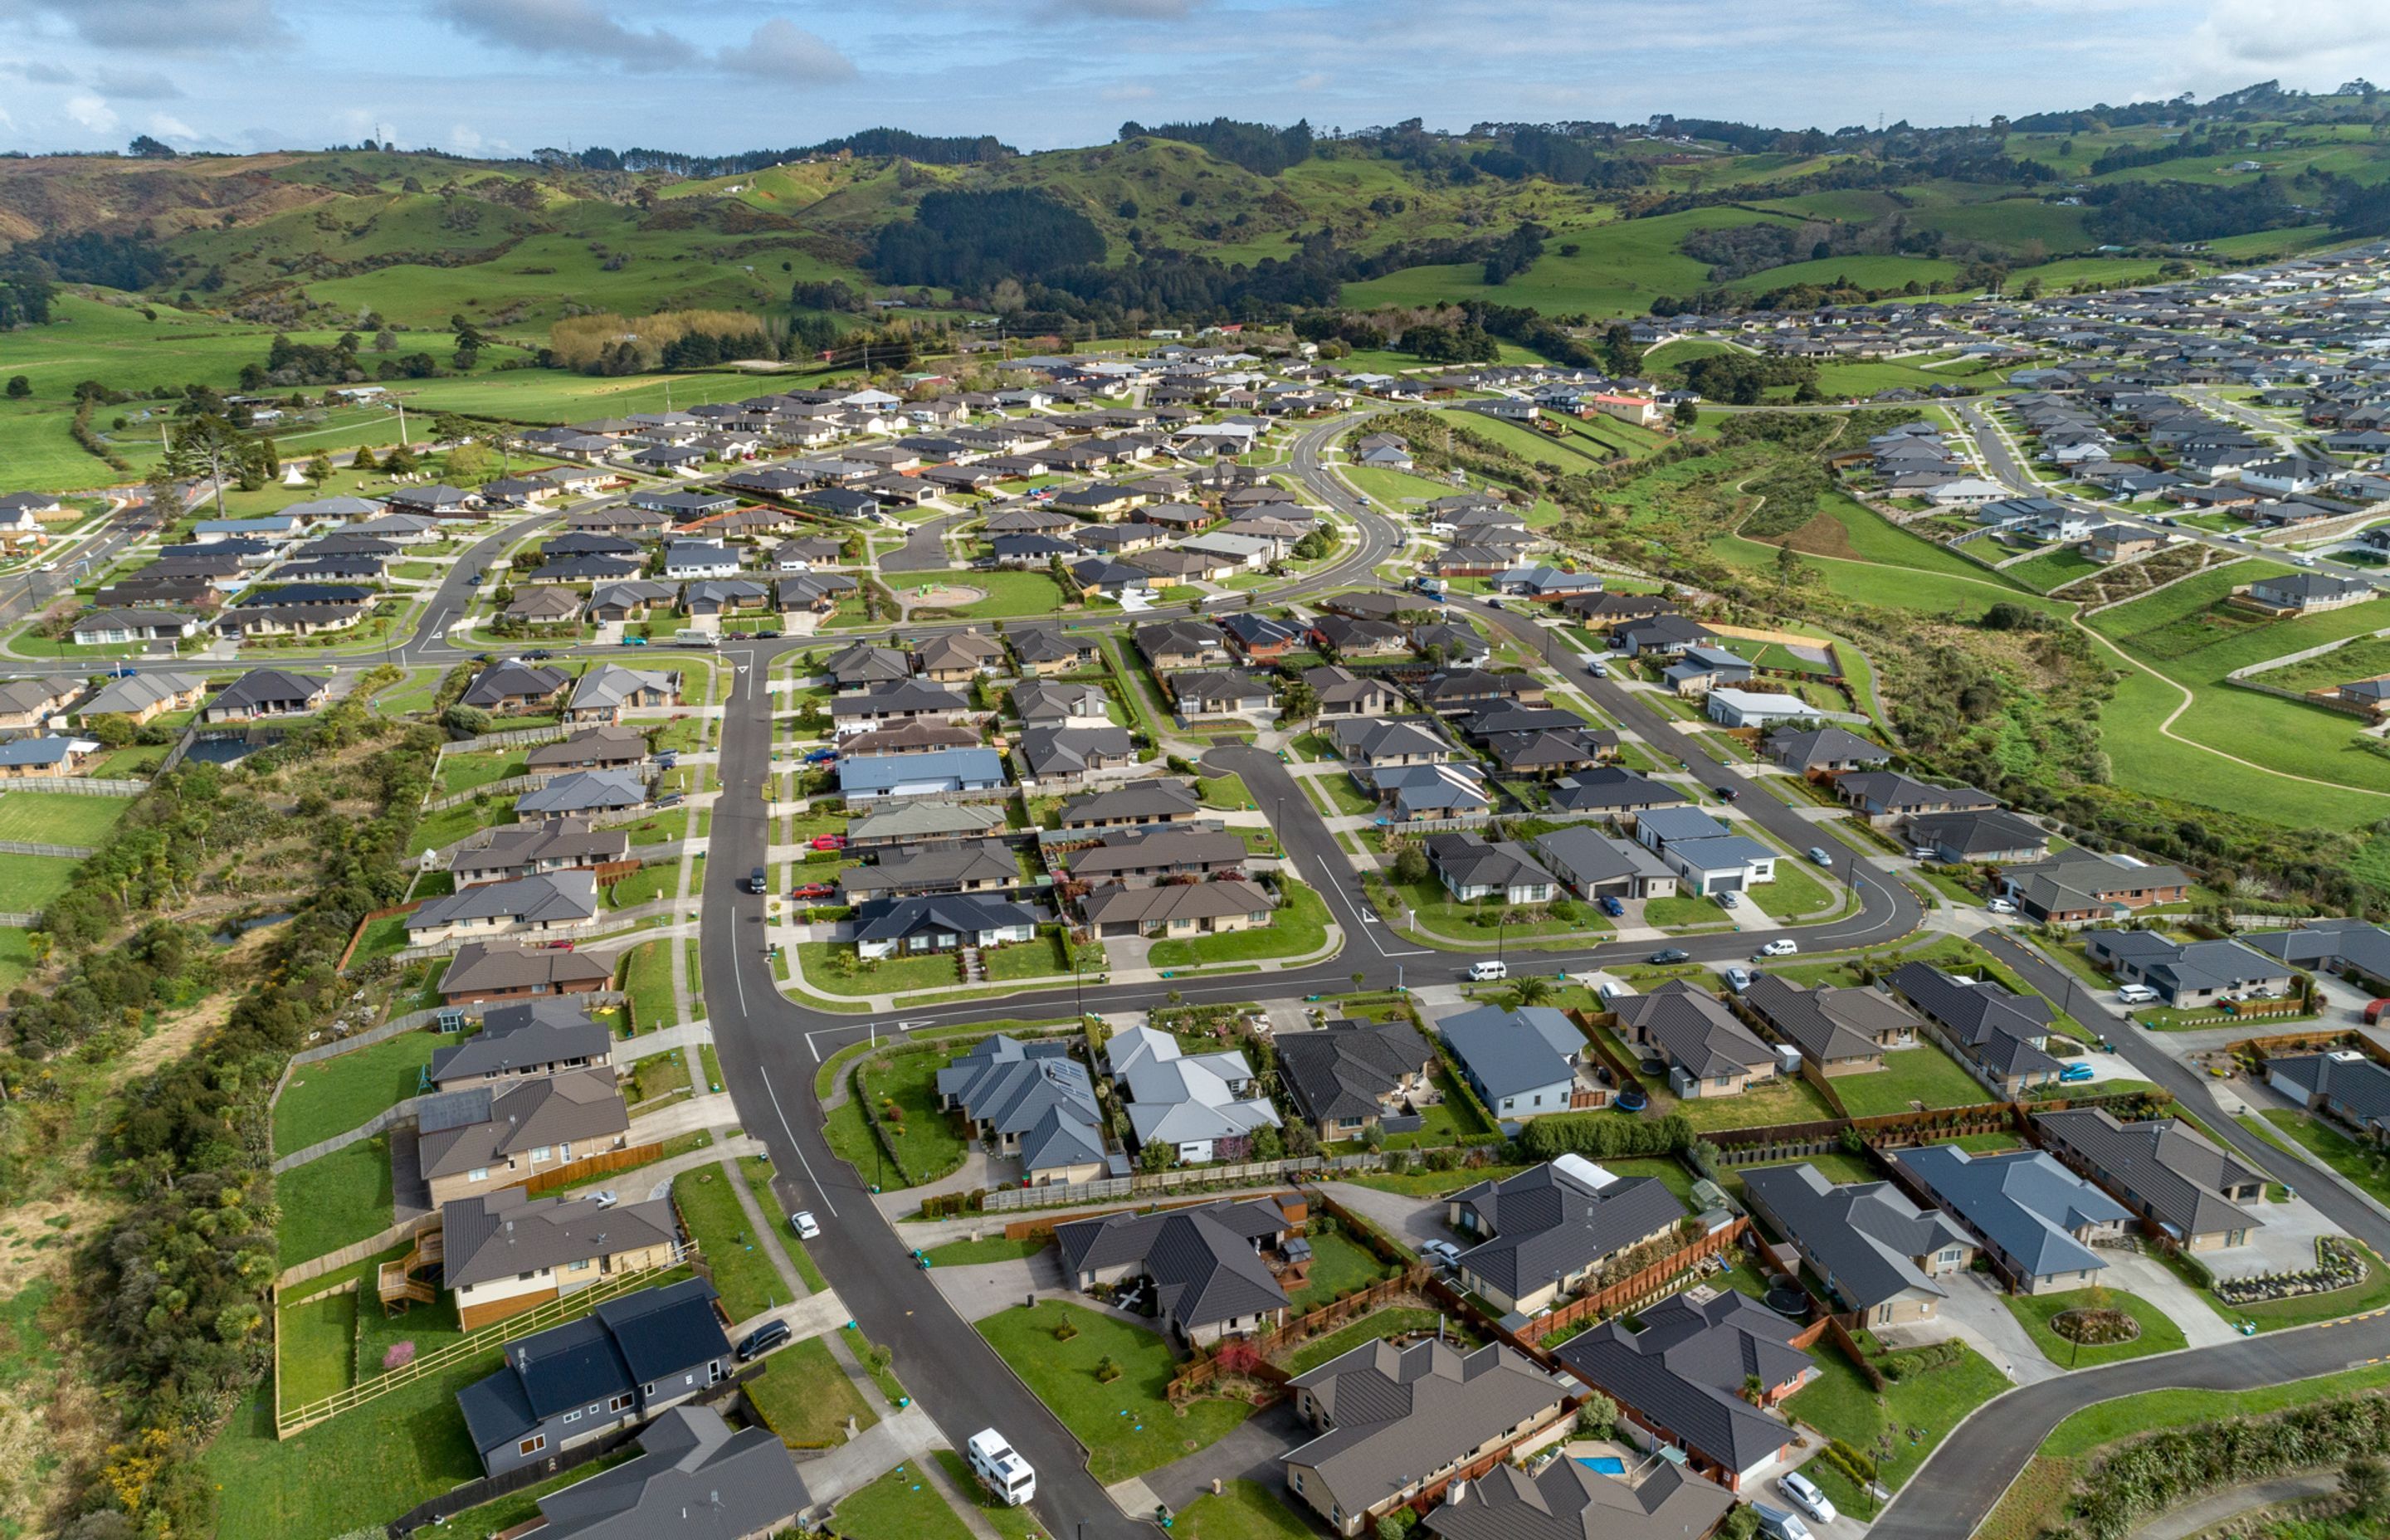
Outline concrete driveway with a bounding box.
[1315,1180,1459,1251]
[1879,1268,2065,1386]
[925,1245,1068,1322]
[2203,1192,2341,1279]
[2081,1245,2244,1348]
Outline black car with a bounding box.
[749,866,769,895]
[1714,786,1739,802]
[735,1319,791,1362]
[470,652,492,664]
[524,649,551,660]
[1648,948,1690,964]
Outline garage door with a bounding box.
[1708,872,1744,893]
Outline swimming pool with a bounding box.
[1574,1455,1627,1476]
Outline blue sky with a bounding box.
[0,0,2386,158]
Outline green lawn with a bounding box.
[975,1300,1251,1482]
[2261,1109,2390,1207]
[200,1368,486,1540]
[627,1048,692,1105]
[434,749,528,797]
[1172,1479,1319,1540]
[1832,1045,1998,1118]
[606,861,684,909]
[2002,1287,2188,1368]
[273,1287,358,1409]
[1282,1231,1394,1313]
[1197,773,1254,811]
[887,568,1071,620]
[854,1050,972,1185]
[617,938,677,1030]
[0,852,80,914]
[1786,1339,2012,1510]
[1335,1163,1530,1199]
[796,940,961,997]
[0,790,133,846]
[820,1459,977,1540]
[271,1029,442,1157]
[924,1235,1054,1266]
[671,1167,794,1320]
[274,1135,395,1265]
[1283,1308,1475,1375]
[1746,856,1840,920]
[746,1334,875,1448]
[985,930,1081,982]
[741,1153,827,1292]
[1148,884,1330,967]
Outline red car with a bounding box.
[545,939,576,951]
[809,835,847,851]
[790,882,837,900]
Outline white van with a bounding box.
[2117,983,2160,1005]
[966,1428,1036,1506]
[1468,959,1509,982]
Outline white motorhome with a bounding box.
[966,1428,1036,1506]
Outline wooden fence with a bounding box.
[1167,1267,1427,1401]
[523,1141,663,1195]
[28,776,149,796]
[1515,1218,1753,1348]
[276,1249,696,1438]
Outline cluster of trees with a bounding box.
[547,308,774,374]
[0,261,53,327]
[544,129,1015,176]
[1673,351,1819,405]
[1467,127,1651,188]
[871,188,1108,290]
[8,230,170,291]
[2071,1393,2390,1539]
[1119,118,1315,177]
[1480,222,1547,285]
[790,278,867,313]
[2083,175,2302,245]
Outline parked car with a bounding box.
[809,834,847,850]
[1588,660,1608,677]
[790,883,836,900]
[656,792,684,807]
[545,939,576,951]
[804,748,838,764]
[749,866,769,895]
[1598,894,1627,918]
[1807,846,1833,867]
[1715,889,1741,909]
[1780,1472,1837,1526]
[1910,846,1938,861]
[2060,1061,2097,1084]
[736,1319,792,1362]
[1648,948,1691,964]
[1467,959,1509,982]
[1724,967,1753,993]
[1714,785,1739,802]
[1988,897,2017,914]
[1420,1240,1461,1270]
[1755,938,1798,958]
[622,636,649,646]
[790,1211,822,1240]
[1753,1504,1813,1540]
[2117,983,2159,1005]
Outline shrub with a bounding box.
[1055,1316,1080,1342]
[1094,1355,1122,1383]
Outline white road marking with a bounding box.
[758,1065,836,1218]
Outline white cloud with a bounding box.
[2192,0,2388,68]
[1037,0,1203,18]
[429,0,702,70]
[0,0,290,52]
[1294,71,1329,90]
[149,113,201,141]
[449,123,484,154]
[717,18,856,82]
[66,95,119,134]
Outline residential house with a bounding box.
[404,871,601,946]
[1168,670,1278,716]
[461,661,572,714]
[1997,849,2193,924]
[1529,826,1679,902]
[1012,680,1110,729]
[1275,1019,1438,1143]
[1612,615,1714,658]
[1304,665,1399,718]
[2246,919,2390,992]
[839,748,1007,803]
[418,1068,632,1207]
[566,665,680,724]
[455,1278,734,1478]
[0,736,97,780]
[505,1403,806,1540]
[1741,976,1917,1076]
[1370,762,1493,821]
[1422,1451,1733,1540]
[830,680,974,738]
[437,942,612,1006]
[1834,772,2001,827]
[1549,1289,1814,1492]
[915,631,1007,683]
[1893,1145,2129,1294]
[1217,612,1306,661]
[1312,613,1410,658]
[516,769,648,822]
[1741,1164,1972,1328]
[1905,808,2051,865]
[441,1187,682,1329]
[450,821,628,889]
[1104,1024,1282,1163]
[1009,626,1100,676]
[68,609,201,646]
[838,841,1018,905]
[1058,778,1202,830]
[1763,725,1892,775]
[1136,620,1232,672]
[1438,1004,1607,1123]
[937,1034,1111,1185]
[0,678,75,733]
[2082,931,2297,1008]
[838,719,981,758]
[1887,962,2066,1098]
[2268,1050,2390,1140]
[527,725,649,772]
[2034,1109,2268,1252]
[1285,1340,1571,1538]
[1331,716,1455,769]
[1661,646,1753,697]
[851,892,1037,959]
[1425,831,1559,905]
[1059,827,1246,887]
[2246,571,2373,615]
[1053,1197,1299,1345]
[1613,982,1778,1098]
[1632,808,1778,897]
[1082,878,1275,942]
[72,670,207,725]
[1547,768,1687,821]
[822,641,912,691]
[1017,724,1136,780]
[846,802,1008,850]
[428,999,612,1093]
[1445,1157,1687,1314]
[1703,690,1820,731]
